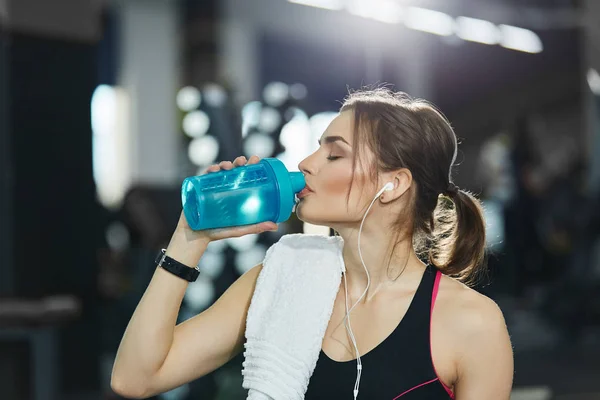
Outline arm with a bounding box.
[142,262,262,397]
[453,296,514,400]
[110,153,276,399]
[110,227,264,398]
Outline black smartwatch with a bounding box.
[155,249,200,282]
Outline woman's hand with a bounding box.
[166,155,279,267]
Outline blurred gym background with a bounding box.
[1,0,600,399]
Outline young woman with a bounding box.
[111,89,514,399]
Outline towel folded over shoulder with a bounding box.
[242,233,345,400]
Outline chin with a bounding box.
[295,201,336,228]
[295,200,320,224]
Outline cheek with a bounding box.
[320,164,372,213]
[323,176,351,196]
[321,165,354,196]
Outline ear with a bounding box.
[380,168,412,204]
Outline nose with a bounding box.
[298,156,313,177]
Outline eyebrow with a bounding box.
[317,135,351,147]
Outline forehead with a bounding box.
[321,110,354,143]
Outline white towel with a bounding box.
[242,233,345,400]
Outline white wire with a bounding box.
[342,185,387,400]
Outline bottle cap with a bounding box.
[289,172,306,193]
[261,158,306,223]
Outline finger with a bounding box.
[219,161,234,170]
[260,222,278,231]
[205,164,220,173]
[233,156,247,167]
[230,222,278,238]
[247,155,260,164]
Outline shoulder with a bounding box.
[434,273,513,392]
[435,274,508,340]
[432,273,514,396]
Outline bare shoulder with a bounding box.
[435,274,508,336]
[432,273,514,397]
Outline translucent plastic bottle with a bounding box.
[181,158,306,231]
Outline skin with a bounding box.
[111,112,513,399]
[296,110,514,398]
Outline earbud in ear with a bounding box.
[375,182,395,199]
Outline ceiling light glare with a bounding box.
[288,0,344,11]
[405,7,454,36]
[499,24,543,54]
[455,16,501,45]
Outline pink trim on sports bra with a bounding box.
[430,270,455,399]
[392,377,440,399]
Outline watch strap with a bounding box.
[155,249,200,282]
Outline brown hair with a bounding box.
[339,87,486,285]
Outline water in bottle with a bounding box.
[182,158,306,230]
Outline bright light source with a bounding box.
[206,239,228,253]
[226,233,259,251]
[278,109,311,172]
[197,252,226,279]
[290,83,308,100]
[188,135,219,166]
[243,133,276,159]
[203,83,227,107]
[309,112,338,150]
[234,244,267,275]
[288,0,344,11]
[347,0,372,19]
[176,86,201,111]
[587,68,600,95]
[242,101,262,138]
[263,82,289,107]
[91,85,117,134]
[405,7,454,36]
[347,0,404,24]
[105,221,130,251]
[499,25,543,53]
[184,275,215,311]
[182,110,210,138]
[284,106,306,122]
[455,16,501,45]
[482,199,505,250]
[258,107,282,133]
[91,85,130,208]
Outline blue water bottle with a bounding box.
[181,158,306,231]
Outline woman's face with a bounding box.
[296,110,378,228]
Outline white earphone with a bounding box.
[343,181,394,399]
[380,182,394,195]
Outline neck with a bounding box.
[336,224,424,302]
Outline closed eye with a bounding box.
[326,155,341,161]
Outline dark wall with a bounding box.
[0,27,14,296]
[2,31,102,393]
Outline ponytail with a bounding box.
[428,189,487,285]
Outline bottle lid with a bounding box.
[261,158,306,223]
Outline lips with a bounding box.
[297,184,314,199]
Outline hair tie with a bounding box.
[446,182,459,195]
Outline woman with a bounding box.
[111,89,514,399]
